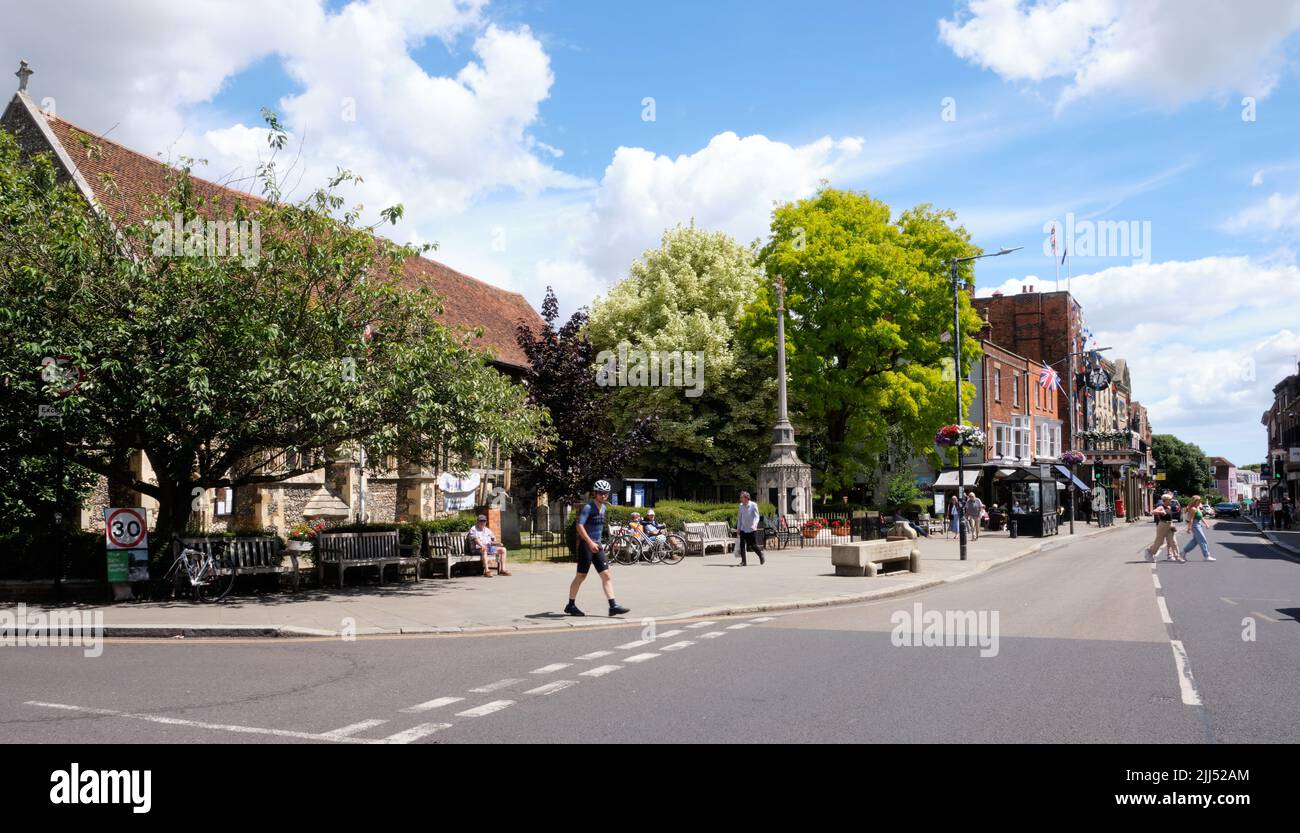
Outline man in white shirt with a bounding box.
[468,514,511,577]
[736,491,765,567]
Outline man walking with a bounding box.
[963,490,984,542]
[1142,492,1181,562]
[565,480,630,617]
[736,491,765,567]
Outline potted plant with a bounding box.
[286,521,323,554]
[829,519,850,537]
[801,519,825,538]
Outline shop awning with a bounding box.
[933,468,985,488]
[1053,465,1091,494]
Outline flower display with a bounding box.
[1061,450,1086,466]
[935,424,986,448]
[287,521,325,542]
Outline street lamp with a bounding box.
[949,246,1021,561]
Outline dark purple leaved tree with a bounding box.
[515,288,655,503]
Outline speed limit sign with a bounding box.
[104,507,148,549]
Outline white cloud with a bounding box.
[1223,186,1300,234]
[939,0,1300,111]
[575,131,864,281]
[978,256,1300,460]
[1251,170,1265,187]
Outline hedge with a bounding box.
[0,530,105,581]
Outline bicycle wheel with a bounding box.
[610,533,641,565]
[201,559,237,602]
[659,533,686,565]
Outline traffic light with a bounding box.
[1264,461,1273,479]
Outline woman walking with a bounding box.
[1181,496,1217,562]
[947,498,961,539]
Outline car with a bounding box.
[1213,502,1240,517]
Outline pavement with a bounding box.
[1243,513,1300,557]
[17,520,1128,637]
[5,518,1296,744]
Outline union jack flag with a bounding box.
[1039,365,1060,391]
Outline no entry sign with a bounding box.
[104,507,148,549]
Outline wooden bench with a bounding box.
[425,531,487,579]
[831,539,920,577]
[683,521,735,556]
[180,536,299,591]
[316,531,420,588]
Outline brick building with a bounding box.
[1262,361,1300,503]
[3,78,543,535]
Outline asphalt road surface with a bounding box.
[3,518,1296,743]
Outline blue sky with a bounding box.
[5,0,1300,466]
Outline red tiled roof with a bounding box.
[38,111,541,369]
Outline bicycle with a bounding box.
[156,536,236,602]
[641,531,687,565]
[604,526,644,566]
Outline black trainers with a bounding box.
[608,603,630,616]
[564,602,585,617]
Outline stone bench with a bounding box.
[831,539,920,577]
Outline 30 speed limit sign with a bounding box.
[104,507,148,549]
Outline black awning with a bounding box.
[1053,464,1092,494]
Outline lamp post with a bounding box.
[949,246,1021,561]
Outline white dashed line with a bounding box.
[400,697,463,714]
[1169,640,1202,706]
[623,652,659,663]
[456,700,515,717]
[1152,574,1161,590]
[1156,596,1173,624]
[1250,610,1279,623]
[382,722,451,744]
[659,640,693,652]
[749,616,775,622]
[580,665,622,677]
[576,650,613,660]
[24,701,377,744]
[322,719,388,738]
[616,639,652,650]
[725,623,751,630]
[656,629,685,639]
[699,631,726,639]
[469,679,521,693]
[685,621,715,629]
[530,663,572,675]
[525,680,578,696]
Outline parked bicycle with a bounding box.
[642,531,687,565]
[155,536,236,602]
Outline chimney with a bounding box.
[979,308,992,341]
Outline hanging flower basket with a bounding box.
[935,424,986,448]
[1061,450,1086,467]
[829,519,850,536]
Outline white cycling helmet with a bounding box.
[593,480,611,493]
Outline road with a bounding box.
[3,518,1296,743]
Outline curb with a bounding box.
[80,521,1130,639]
[1244,516,1300,560]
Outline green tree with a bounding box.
[1151,434,1212,497]
[586,224,776,488]
[0,123,542,547]
[753,186,982,495]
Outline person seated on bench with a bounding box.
[468,515,511,577]
[627,511,646,540]
[643,509,667,545]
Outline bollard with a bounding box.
[1008,518,1018,538]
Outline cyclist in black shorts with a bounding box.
[566,480,630,616]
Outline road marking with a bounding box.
[576,650,613,660]
[749,616,775,622]
[1156,596,1173,624]
[469,678,521,693]
[659,640,693,652]
[24,701,380,744]
[1250,610,1279,623]
[525,680,578,696]
[656,629,685,639]
[456,700,514,717]
[699,631,726,639]
[401,697,463,714]
[530,663,572,674]
[322,719,388,738]
[624,652,659,663]
[580,665,621,677]
[1220,597,1238,605]
[1152,574,1161,590]
[685,621,715,629]
[616,639,651,650]
[382,722,452,744]
[1169,640,1203,706]
[725,623,751,630]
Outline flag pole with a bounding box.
[1053,223,1060,292]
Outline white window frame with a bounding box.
[1012,415,1031,462]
